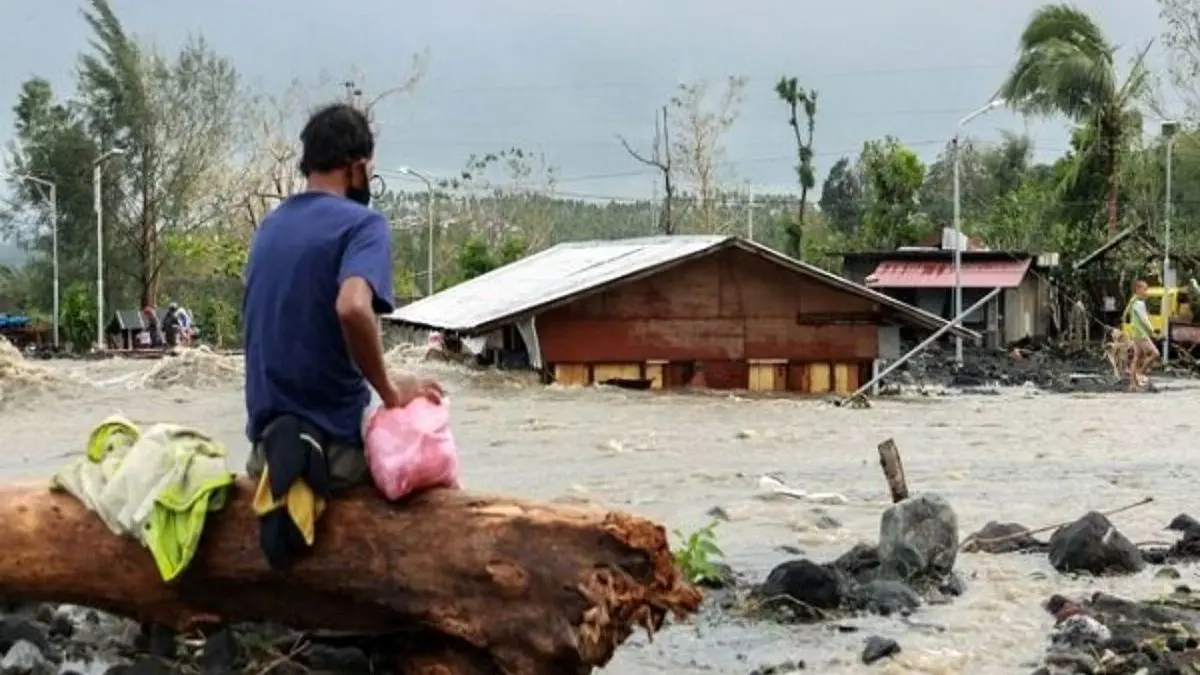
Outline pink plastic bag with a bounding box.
[364,398,460,500]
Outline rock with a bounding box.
[696,562,738,590]
[962,521,1047,554]
[829,543,879,583]
[198,626,240,674]
[301,644,373,672]
[46,614,71,641]
[105,656,172,675]
[813,514,842,530]
[54,606,133,646]
[1156,567,1183,580]
[748,659,806,674]
[706,506,730,522]
[1052,614,1111,648]
[937,572,966,597]
[860,635,900,665]
[1168,513,1200,534]
[1042,646,1099,674]
[0,639,52,675]
[878,494,959,580]
[849,580,921,616]
[135,624,176,660]
[759,559,842,615]
[0,619,49,656]
[1048,512,1144,575]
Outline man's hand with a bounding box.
[382,373,444,408]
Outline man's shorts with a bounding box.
[1135,337,1161,360]
[245,440,369,493]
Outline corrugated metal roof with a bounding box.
[866,259,1031,289]
[385,235,979,339]
[387,236,729,332]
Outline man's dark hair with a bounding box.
[298,103,375,176]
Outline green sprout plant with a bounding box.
[673,520,726,585]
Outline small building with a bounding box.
[841,230,1058,347]
[105,307,171,350]
[384,235,977,395]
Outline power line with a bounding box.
[372,107,1004,134]
[380,138,1076,196]
[399,63,1014,94]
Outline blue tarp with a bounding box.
[0,314,32,329]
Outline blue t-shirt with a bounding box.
[243,192,394,445]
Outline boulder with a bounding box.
[1048,512,1144,575]
[877,493,959,580]
[860,635,901,665]
[759,559,842,613]
[848,579,921,616]
[0,640,52,675]
[1168,513,1200,534]
[962,521,1047,554]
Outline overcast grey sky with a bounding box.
[0,0,1170,201]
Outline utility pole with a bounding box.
[14,175,58,349]
[399,167,436,296]
[746,189,756,242]
[650,180,658,234]
[951,98,1006,367]
[1163,119,1179,364]
[93,146,125,352]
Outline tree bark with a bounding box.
[877,438,909,503]
[1106,171,1119,239]
[0,481,701,675]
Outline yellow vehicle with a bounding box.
[1121,280,1200,346]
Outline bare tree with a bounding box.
[669,76,748,233]
[342,49,431,126]
[776,76,818,258]
[1160,0,1200,119]
[234,52,429,225]
[617,106,676,234]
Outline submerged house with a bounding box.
[384,235,978,395]
[841,229,1059,347]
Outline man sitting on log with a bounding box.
[242,102,442,567]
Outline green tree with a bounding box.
[775,77,817,258]
[998,3,1151,238]
[858,137,930,249]
[2,79,105,315]
[920,132,1035,232]
[818,157,864,236]
[59,282,97,350]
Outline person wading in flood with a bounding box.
[1128,279,1160,391]
[242,103,442,565]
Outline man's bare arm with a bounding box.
[336,277,401,407]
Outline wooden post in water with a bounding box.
[877,438,910,503]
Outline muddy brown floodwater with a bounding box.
[3,351,1199,674]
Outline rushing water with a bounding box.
[5,356,1199,674]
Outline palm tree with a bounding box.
[999,4,1150,238]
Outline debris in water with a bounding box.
[137,347,243,389]
[0,337,71,406]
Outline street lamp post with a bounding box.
[952,98,1006,366]
[93,147,125,351]
[15,175,58,349]
[398,167,436,297]
[1162,120,1179,365]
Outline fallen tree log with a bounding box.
[0,481,701,675]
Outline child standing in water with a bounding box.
[1129,279,1160,391]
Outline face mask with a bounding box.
[345,163,372,206]
[346,184,371,206]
